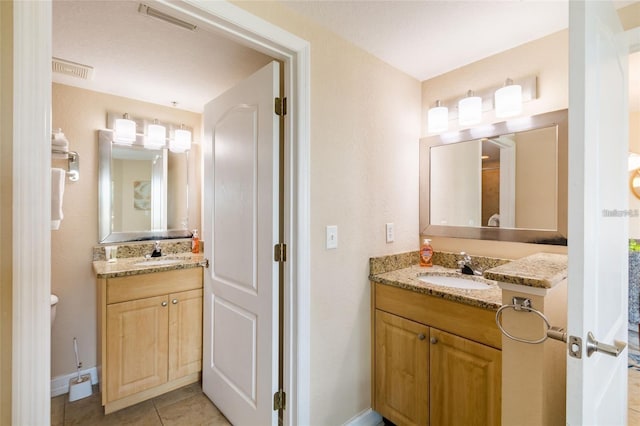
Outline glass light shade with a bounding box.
[428,104,449,133]
[171,128,191,153]
[458,93,482,126]
[146,123,166,149]
[114,115,136,144]
[495,83,522,118]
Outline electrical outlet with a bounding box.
[326,225,338,249]
[386,223,394,243]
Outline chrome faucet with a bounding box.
[458,252,482,276]
[151,241,162,258]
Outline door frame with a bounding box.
[11,1,311,425]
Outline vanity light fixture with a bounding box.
[145,119,166,149]
[494,78,523,118]
[114,113,136,144]
[170,124,191,153]
[428,100,449,133]
[458,90,482,126]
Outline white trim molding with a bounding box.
[12,1,52,424]
[343,408,383,426]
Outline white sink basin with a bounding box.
[133,258,183,267]
[418,275,491,290]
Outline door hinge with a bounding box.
[273,389,286,411]
[274,243,287,263]
[275,97,287,116]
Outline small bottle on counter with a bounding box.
[420,238,433,267]
[192,229,200,254]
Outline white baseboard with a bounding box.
[51,367,99,397]
[343,408,382,426]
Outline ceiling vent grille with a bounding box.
[52,57,94,80]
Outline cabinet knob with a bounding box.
[172,299,178,304]
[430,337,438,344]
[161,301,168,307]
[418,334,426,340]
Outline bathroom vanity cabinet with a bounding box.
[372,282,502,426]
[98,267,203,414]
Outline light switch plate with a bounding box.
[386,223,394,243]
[326,225,338,249]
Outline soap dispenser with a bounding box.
[420,238,433,267]
[192,229,200,254]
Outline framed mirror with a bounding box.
[98,130,192,243]
[419,109,568,245]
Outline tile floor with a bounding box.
[51,382,231,426]
[51,343,640,426]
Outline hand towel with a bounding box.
[52,131,69,159]
[51,168,65,230]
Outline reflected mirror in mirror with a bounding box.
[420,109,567,245]
[99,130,191,243]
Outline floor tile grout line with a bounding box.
[152,396,166,426]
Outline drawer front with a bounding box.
[374,282,502,349]
[107,268,203,304]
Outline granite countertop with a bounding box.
[370,264,502,311]
[93,253,206,278]
[483,253,568,289]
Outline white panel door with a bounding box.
[567,1,629,424]
[202,61,280,426]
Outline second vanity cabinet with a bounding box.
[372,282,502,426]
[98,267,203,414]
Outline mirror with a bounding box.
[420,109,567,245]
[99,130,192,243]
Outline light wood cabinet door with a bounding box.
[168,288,203,380]
[429,328,501,426]
[375,310,429,426]
[106,295,169,402]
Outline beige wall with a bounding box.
[619,2,640,30]
[50,83,201,379]
[232,2,422,424]
[421,30,570,259]
[631,111,640,153]
[0,1,13,423]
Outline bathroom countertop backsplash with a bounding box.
[92,239,204,278]
[368,250,510,275]
[93,239,194,261]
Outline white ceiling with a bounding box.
[281,0,571,82]
[52,1,273,113]
[53,1,639,113]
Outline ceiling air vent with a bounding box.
[52,57,94,80]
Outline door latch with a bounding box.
[567,332,627,359]
[568,335,582,359]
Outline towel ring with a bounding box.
[495,297,551,344]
